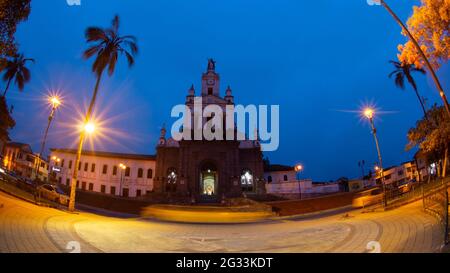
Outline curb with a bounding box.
[77,203,139,218]
[271,205,355,221]
[0,187,38,205]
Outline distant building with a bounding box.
[346,178,376,192]
[264,164,340,199]
[49,149,156,198]
[375,161,420,188]
[2,142,49,181]
[264,164,296,184]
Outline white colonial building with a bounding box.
[375,161,420,187]
[49,149,156,198]
[263,164,340,199]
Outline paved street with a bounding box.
[0,191,445,253]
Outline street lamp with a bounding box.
[363,108,387,207]
[35,95,62,181]
[119,163,126,197]
[84,122,95,134]
[368,0,450,118]
[68,120,97,212]
[295,164,304,200]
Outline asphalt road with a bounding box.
[0,191,445,253]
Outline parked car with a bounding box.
[0,168,7,182]
[397,180,416,194]
[36,184,69,206]
[0,169,20,184]
[352,187,384,208]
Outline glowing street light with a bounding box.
[295,163,304,200]
[119,163,127,196]
[50,96,61,108]
[362,107,387,207]
[84,122,96,134]
[363,108,374,120]
[35,95,63,180]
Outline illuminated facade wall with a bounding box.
[50,149,156,198]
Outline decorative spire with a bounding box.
[207,58,216,72]
[188,84,195,96]
[226,85,232,96]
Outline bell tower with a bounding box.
[201,58,220,97]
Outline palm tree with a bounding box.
[0,54,35,98]
[389,60,428,119]
[82,15,138,117]
[68,15,138,212]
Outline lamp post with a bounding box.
[35,96,61,180]
[369,0,450,119]
[364,108,387,207]
[68,122,96,212]
[295,164,304,200]
[119,163,126,197]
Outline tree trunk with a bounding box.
[443,147,448,178]
[2,78,12,98]
[68,72,103,212]
[411,84,428,121]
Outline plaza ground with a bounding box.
[0,191,445,253]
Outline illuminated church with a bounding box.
[153,59,265,202]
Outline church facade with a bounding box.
[153,60,265,202]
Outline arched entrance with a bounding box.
[199,161,218,198]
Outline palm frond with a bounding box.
[112,15,120,33]
[85,27,108,42]
[107,51,118,76]
[395,72,405,89]
[15,73,24,91]
[83,44,103,59]
[123,40,138,55]
[21,67,31,82]
[389,60,402,69]
[412,67,426,74]
[123,50,135,67]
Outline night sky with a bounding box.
[6,0,449,181]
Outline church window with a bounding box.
[208,87,213,95]
[138,168,143,178]
[166,168,177,192]
[241,169,254,192]
[147,168,153,179]
[284,175,288,181]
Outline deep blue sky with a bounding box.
[6,0,449,181]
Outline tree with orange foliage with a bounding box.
[397,0,449,70]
